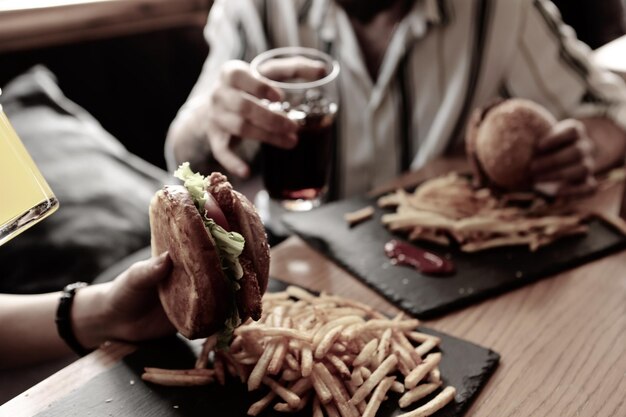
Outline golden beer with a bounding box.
[0,100,58,245]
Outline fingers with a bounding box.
[257,56,328,82]
[557,177,598,197]
[221,60,283,101]
[213,86,298,138]
[209,129,251,178]
[123,252,172,290]
[532,118,596,189]
[535,119,584,153]
[531,145,584,175]
[533,157,594,182]
[213,111,297,149]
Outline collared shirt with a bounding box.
[168,0,626,198]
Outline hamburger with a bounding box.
[466,98,557,191]
[149,163,269,342]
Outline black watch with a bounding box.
[55,282,92,356]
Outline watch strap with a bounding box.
[55,282,91,356]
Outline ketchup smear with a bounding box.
[384,239,455,276]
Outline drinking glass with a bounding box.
[0,89,59,245]
[251,47,340,211]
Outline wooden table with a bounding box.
[2,162,625,417]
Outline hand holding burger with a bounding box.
[467,98,599,197]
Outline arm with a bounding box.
[506,0,626,195]
[165,0,297,177]
[0,253,174,370]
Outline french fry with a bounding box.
[350,367,364,387]
[429,367,441,384]
[237,326,312,342]
[314,363,359,417]
[284,352,300,372]
[377,329,393,365]
[262,377,301,409]
[268,337,288,375]
[274,391,311,412]
[350,354,398,405]
[315,325,344,359]
[405,353,442,389]
[323,401,341,417]
[301,344,314,377]
[195,335,216,369]
[143,367,215,377]
[415,338,439,357]
[311,368,333,404]
[327,354,351,380]
[399,382,441,408]
[353,338,378,367]
[364,319,420,332]
[362,376,395,417]
[394,331,422,365]
[141,372,213,386]
[247,391,276,416]
[281,369,300,382]
[248,341,277,390]
[397,386,456,417]
[391,380,406,393]
[313,396,324,417]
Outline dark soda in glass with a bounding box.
[261,96,337,206]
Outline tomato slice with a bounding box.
[204,194,230,230]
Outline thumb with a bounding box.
[123,252,172,290]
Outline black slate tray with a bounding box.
[35,280,499,417]
[283,196,626,319]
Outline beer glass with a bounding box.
[0,89,59,245]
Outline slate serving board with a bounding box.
[283,196,626,319]
[35,280,499,417]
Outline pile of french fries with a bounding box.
[142,286,456,417]
[378,172,589,252]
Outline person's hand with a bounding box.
[73,252,175,349]
[531,119,597,197]
[204,58,327,177]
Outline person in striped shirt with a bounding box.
[166,0,626,199]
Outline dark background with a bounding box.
[0,25,208,170]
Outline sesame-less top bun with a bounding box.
[466,98,557,190]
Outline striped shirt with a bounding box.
[168,0,626,198]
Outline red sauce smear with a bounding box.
[384,239,455,276]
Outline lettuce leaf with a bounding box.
[174,162,209,209]
[203,218,244,280]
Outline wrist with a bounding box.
[71,284,110,350]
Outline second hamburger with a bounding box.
[466,98,557,191]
